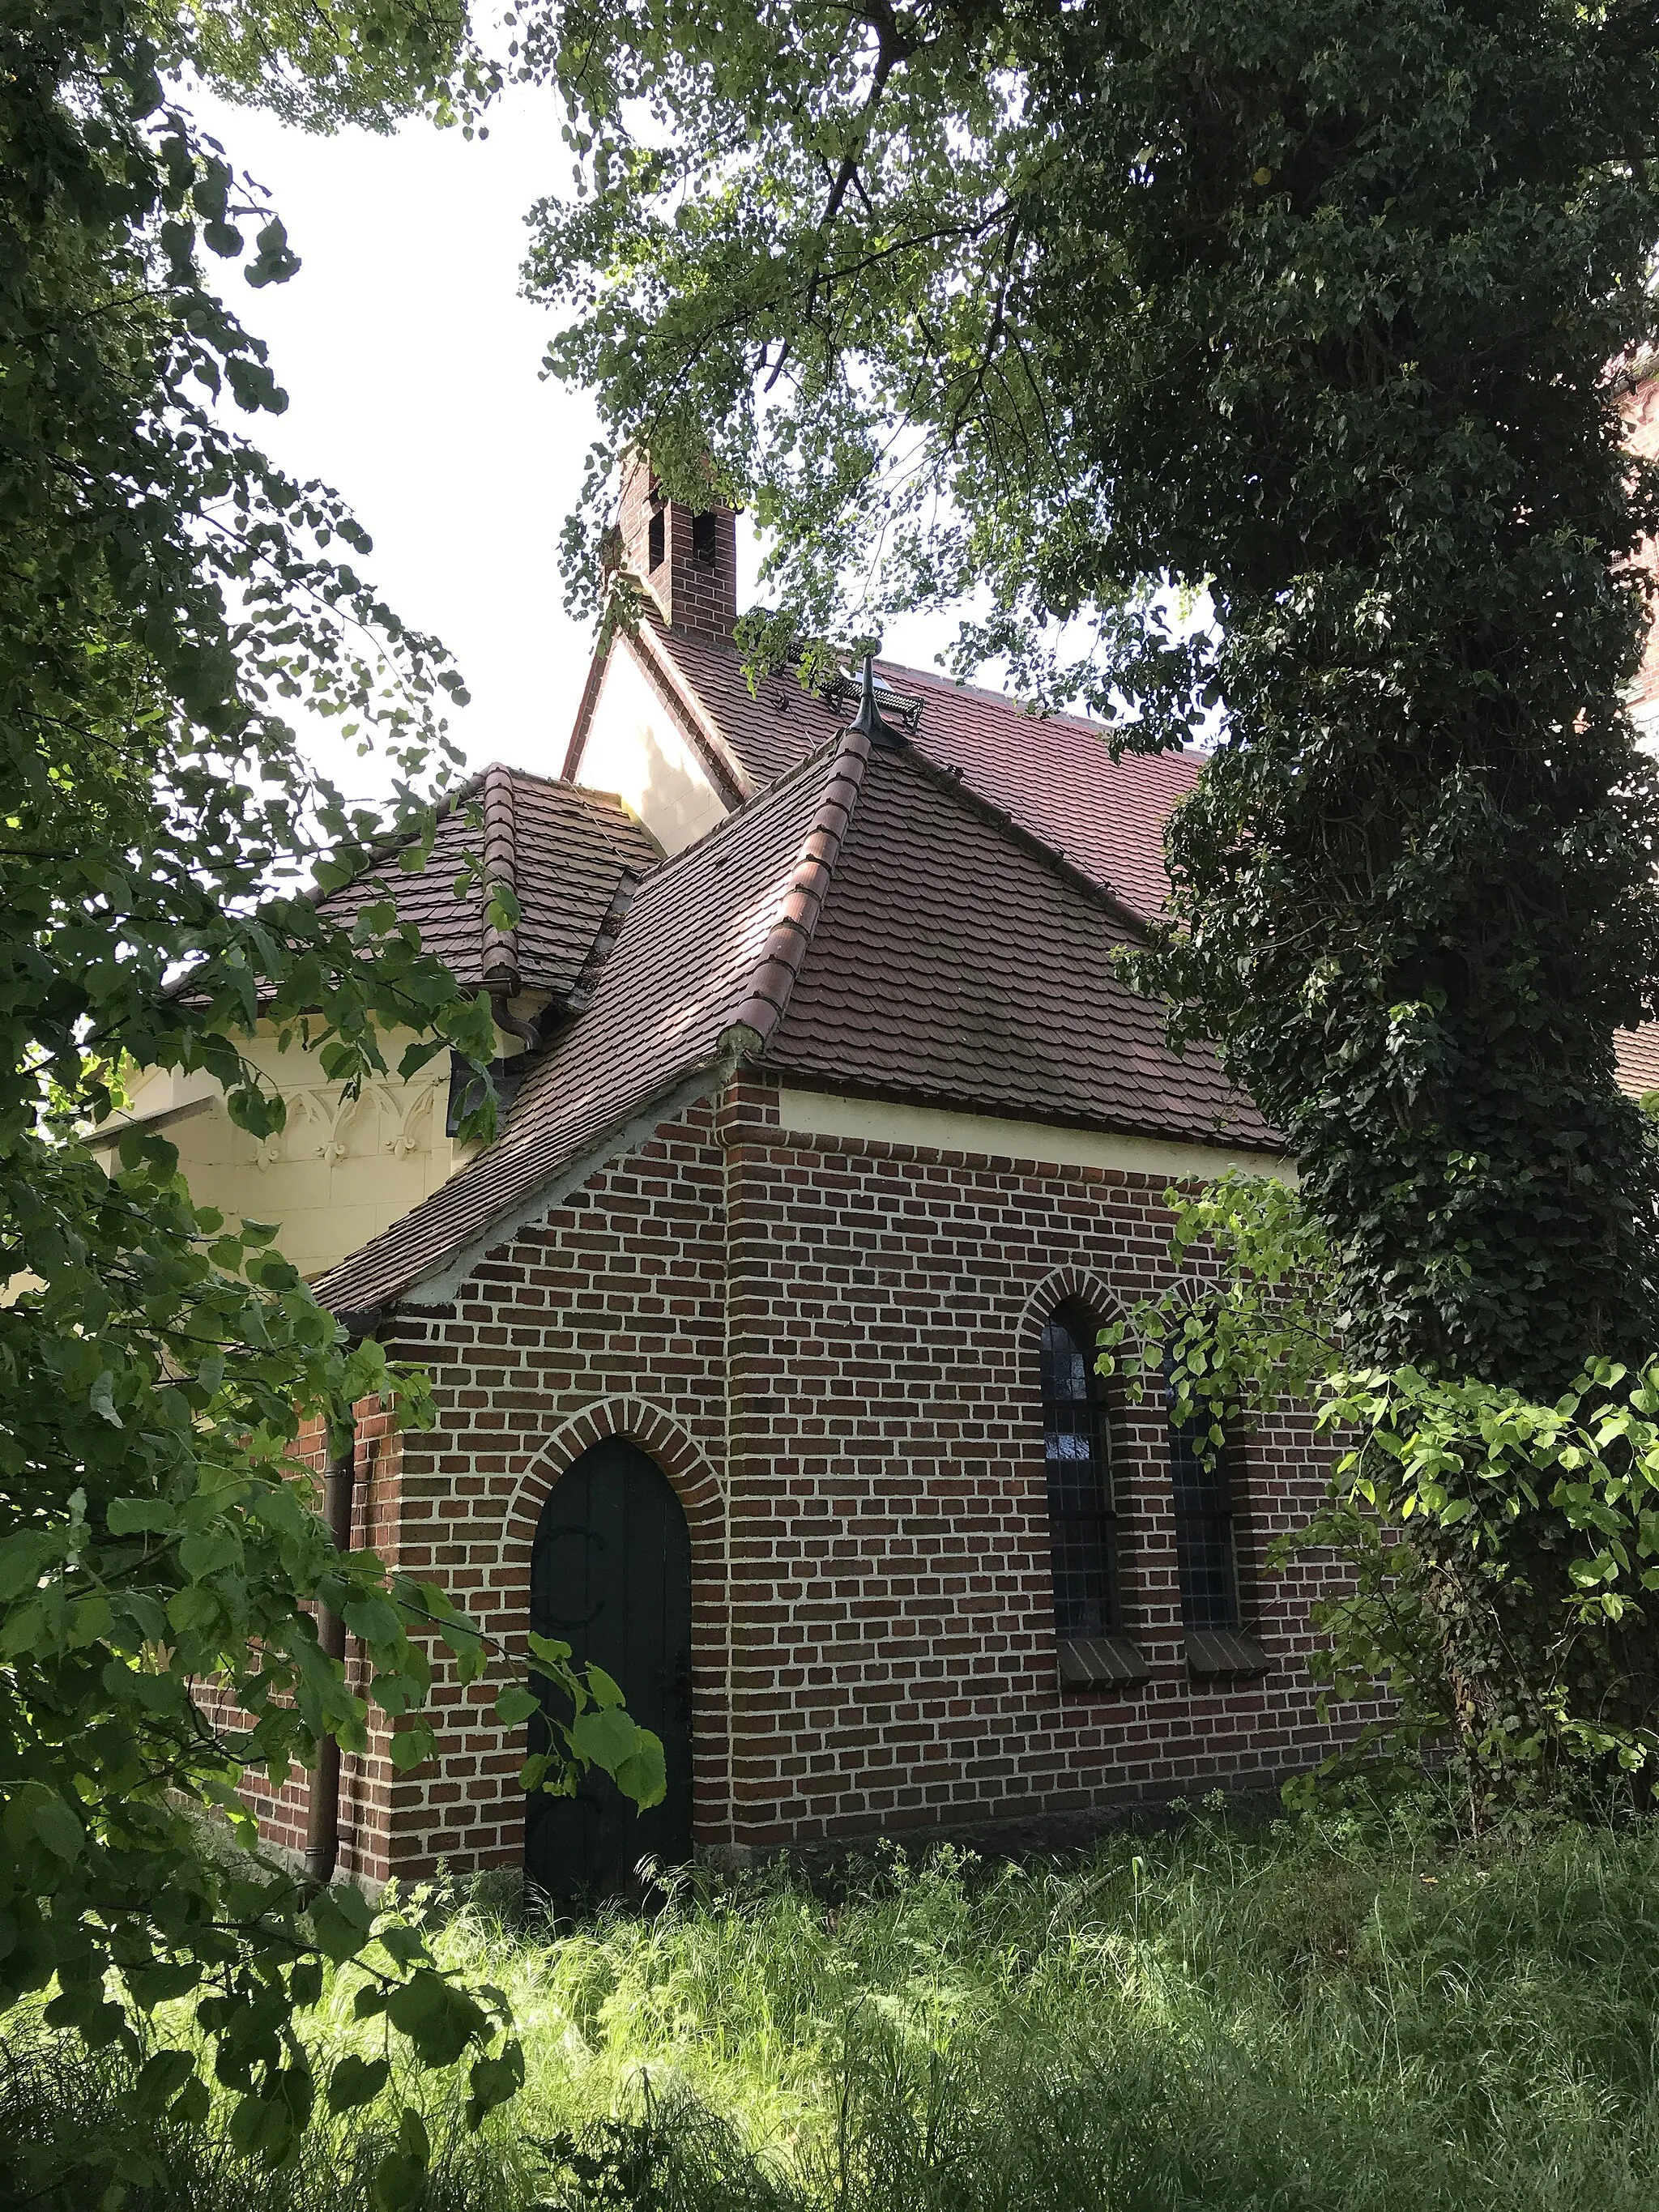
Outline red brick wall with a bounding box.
[225,1400,405,1882]
[367,1100,734,1881]
[719,1081,1362,1844]
[616,452,738,638]
[284,1080,1367,1883]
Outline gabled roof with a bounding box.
[766,747,1261,1146]
[313,731,870,1314]
[640,624,1659,1110]
[645,622,1202,920]
[314,724,1273,1316]
[314,766,659,999]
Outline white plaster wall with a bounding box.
[575,641,728,854]
[774,1088,1296,1182]
[115,1025,480,1281]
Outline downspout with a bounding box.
[302,1441,356,1885]
[304,1302,382,1886]
[488,983,539,1049]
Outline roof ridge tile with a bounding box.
[478,762,519,987]
[727,728,872,1042]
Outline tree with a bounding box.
[1100,1173,1659,1804]
[2,3,659,2198]
[520,0,1659,1784]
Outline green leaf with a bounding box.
[165,1583,221,1637]
[135,2050,198,2115]
[0,1531,56,1600]
[106,1499,174,1536]
[309,1883,373,1963]
[343,1596,403,1647]
[570,1705,645,1775]
[88,1371,122,1427]
[386,1969,485,2066]
[494,1683,540,1727]
[178,1529,239,1579]
[171,2077,211,2126]
[373,2109,431,2212]
[33,1792,85,1862]
[229,2086,298,2165]
[465,2042,525,2128]
[614,1735,668,1810]
[326,2053,390,2113]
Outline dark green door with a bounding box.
[525,1438,694,1900]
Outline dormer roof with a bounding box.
[313,766,659,1002]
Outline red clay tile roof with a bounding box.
[313,733,872,1314]
[647,624,1202,920]
[314,767,659,999]
[1616,1025,1659,1097]
[763,746,1271,1148]
[644,623,842,790]
[896,668,1203,923]
[315,727,1272,1315]
[646,627,1659,1107]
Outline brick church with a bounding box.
[189,462,1651,1896]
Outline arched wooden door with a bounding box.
[525,1438,694,1900]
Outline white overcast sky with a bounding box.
[183,79,963,801]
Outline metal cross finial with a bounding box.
[849,652,901,746]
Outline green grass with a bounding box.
[8,1804,1659,2211]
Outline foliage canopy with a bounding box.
[522,0,1659,1786]
[2,2,659,2199]
[528,0,1659,1392]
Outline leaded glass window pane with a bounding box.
[1040,1307,1118,1637]
[1168,1389,1240,1632]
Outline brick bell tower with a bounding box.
[617,452,738,638]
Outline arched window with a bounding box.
[1164,1359,1267,1675]
[1167,1400,1239,1633]
[1039,1304,1119,1639]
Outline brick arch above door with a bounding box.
[505,1396,726,1560]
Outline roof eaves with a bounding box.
[765,1070,1284,1159]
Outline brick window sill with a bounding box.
[1058,1635,1152,1690]
[1185,1629,1269,1677]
